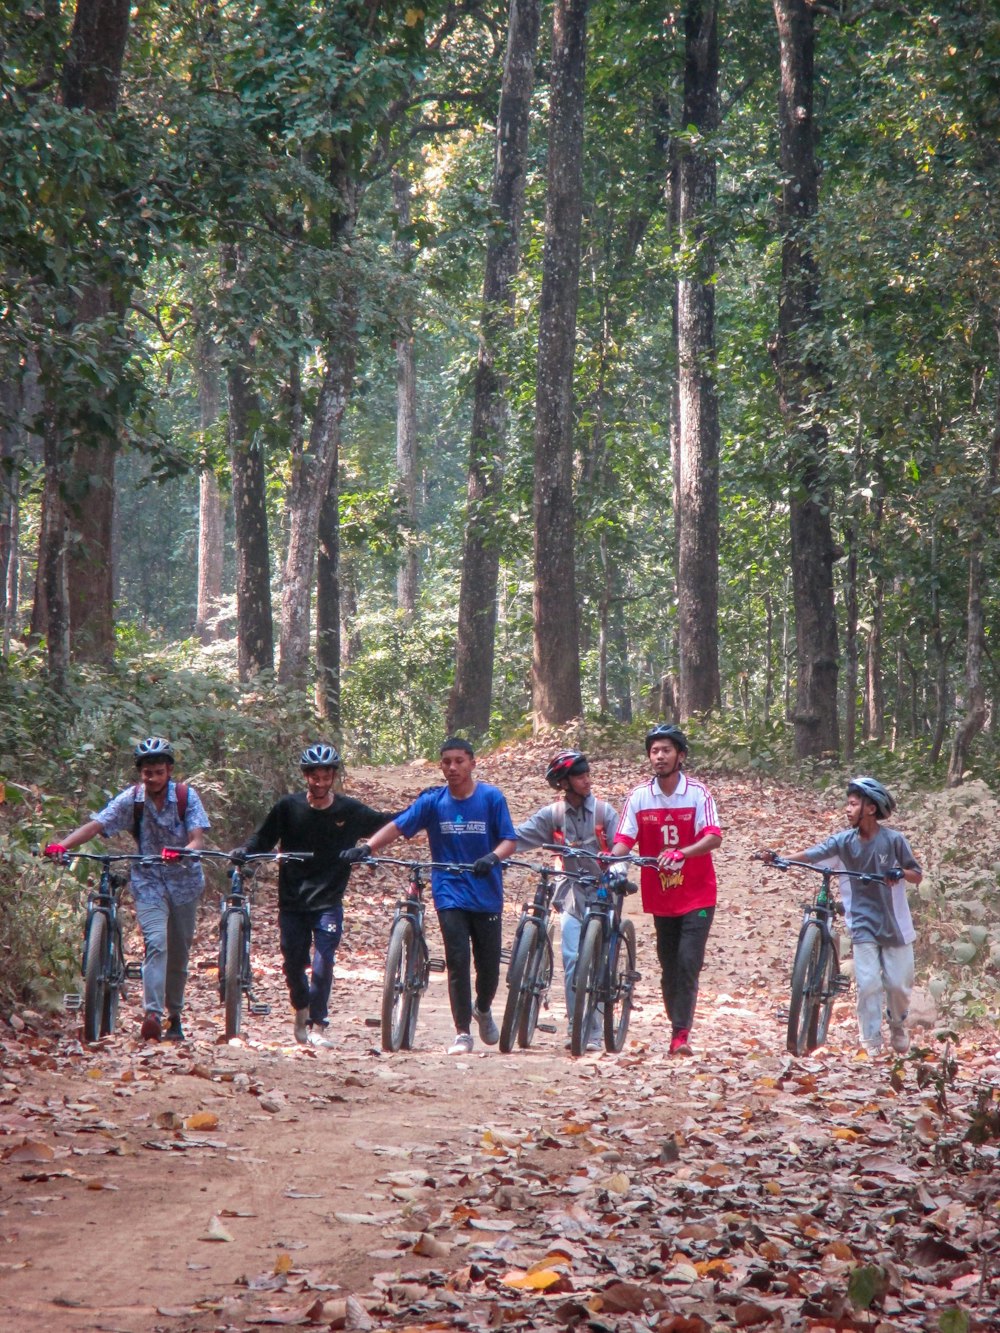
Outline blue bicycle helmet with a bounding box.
[134,737,175,767]
[847,776,895,820]
[645,724,688,756]
[300,743,341,770]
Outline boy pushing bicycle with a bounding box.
[759,776,922,1057]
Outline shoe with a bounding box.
[140,1012,162,1041]
[472,1005,499,1045]
[293,1007,310,1044]
[307,1027,335,1048]
[863,1040,883,1058]
[669,1029,692,1056]
[448,1032,474,1055]
[890,1024,910,1055]
[586,1038,603,1052]
[163,1016,185,1042]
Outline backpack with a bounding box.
[132,782,188,845]
[550,799,610,860]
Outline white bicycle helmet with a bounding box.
[300,743,341,770]
[134,737,175,766]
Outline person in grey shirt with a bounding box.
[761,776,922,1057]
[514,751,618,1049]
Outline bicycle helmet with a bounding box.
[846,776,895,820]
[134,737,175,767]
[545,749,589,788]
[645,723,688,756]
[300,743,341,770]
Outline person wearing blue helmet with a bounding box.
[235,744,395,1046]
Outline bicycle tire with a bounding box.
[603,918,636,1052]
[224,913,245,1039]
[787,921,827,1055]
[82,912,109,1043]
[812,941,839,1048]
[499,923,535,1054]
[401,933,427,1051]
[518,930,552,1049]
[381,918,416,1052]
[101,922,124,1036]
[571,917,604,1056]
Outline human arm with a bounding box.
[513,805,556,851]
[242,802,283,857]
[354,820,404,858]
[45,818,105,857]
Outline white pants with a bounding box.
[853,939,914,1046]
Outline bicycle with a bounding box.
[753,854,891,1056]
[55,852,149,1042]
[354,858,449,1052]
[167,848,311,1039]
[497,858,588,1053]
[551,846,656,1056]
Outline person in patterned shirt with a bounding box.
[609,725,721,1057]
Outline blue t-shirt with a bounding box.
[393,782,517,912]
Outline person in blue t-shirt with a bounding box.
[342,737,517,1054]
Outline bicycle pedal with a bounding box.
[364,1017,381,1028]
[499,947,512,964]
[249,1003,271,1016]
[63,993,83,1011]
[627,970,642,982]
[836,976,851,993]
[428,958,446,973]
[124,962,143,980]
[777,1007,789,1022]
[537,1022,557,1034]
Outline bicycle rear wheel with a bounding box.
[381,918,416,1052]
[603,919,636,1052]
[224,914,245,1039]
[519,931,552,1049]
[571,918,604,1056]
[787,921,827,1055]
[499,923,535,1054]
[82,912,109,1043]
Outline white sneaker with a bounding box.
[308,1028,335,1049]
[293,1008,310,1044]
[890,1024,910,1055]
[472,1005,499,1045]
[863,1040,883,1059]
[448,1032,474,1055]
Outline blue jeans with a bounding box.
[279,906,343,1025]
[561,911,601,1041]
[133,895,200,1018]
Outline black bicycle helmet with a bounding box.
[545,749,589,788]
[134,737,175,767]
[645,723,688,756]
[300,743,341,770]
[847,776,895,820]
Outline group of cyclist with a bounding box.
[44,727,921,1063]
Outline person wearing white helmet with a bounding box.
[45,737,210,1042]
[760,776,922,1057]
[234,743,395,1046]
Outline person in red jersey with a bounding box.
[609,725,721,1056]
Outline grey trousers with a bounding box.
[133,895,200,1018]
[853,939,914,1045]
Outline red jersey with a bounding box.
[614,772,721,916]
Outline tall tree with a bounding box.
[531,0,587,728]
[393,168,419,618]
[771,0,840,758]
[675,0,721,717]
[195,335,225,644]
[448,0,541,737]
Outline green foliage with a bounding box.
[0,835,80,1011]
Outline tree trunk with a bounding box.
[676,0,720,719]
[195,336,225,644]
[0,375,21,655]
[226,322,274,681]
[393,169,420,617]
[39,418,70,690]
[316,471,341,728]
[531,0,587,729]
[448,0,541,737]
[843,523,858,765]
[771,0,840,758]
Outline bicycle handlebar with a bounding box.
[540,843,661,870]
[752,852,893,886]
[162,848,313,864]
[354,856,473,875]
[44,850,158,867]
[502,857,593,881]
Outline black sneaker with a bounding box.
[163,1016,185,1042]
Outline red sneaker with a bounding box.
[140,1012,162,1041]
[669,1029,692,1055]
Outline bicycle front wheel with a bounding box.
[519,930,552,1049]
[812,942,839,1048]
[787,921,827,1055]
[381,919,416,1052]
[499,923,535,1054]
[571,918,604,1056]
[101,922,124,1036]
[603,919,636,1052]
[224,913,245,1039]
[82,912,109,1043]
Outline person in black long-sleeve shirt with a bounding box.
[239,743,394,1046]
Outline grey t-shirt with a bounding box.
[515,795,618,919]
[801,825,921,947]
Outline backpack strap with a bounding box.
[132,781,188,845]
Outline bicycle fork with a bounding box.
[220,904,271,1017]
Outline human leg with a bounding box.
[308,906,344,1027]
[852,939,885,1051]
[881,942,914,1052]
[164,897,199,1020]
[560,910,582,1021]
[653,914,682,1024]
[437,908,474,1035]
[670,907,714,1034]
[133,896,169,1019]
[279,911,313,1040]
